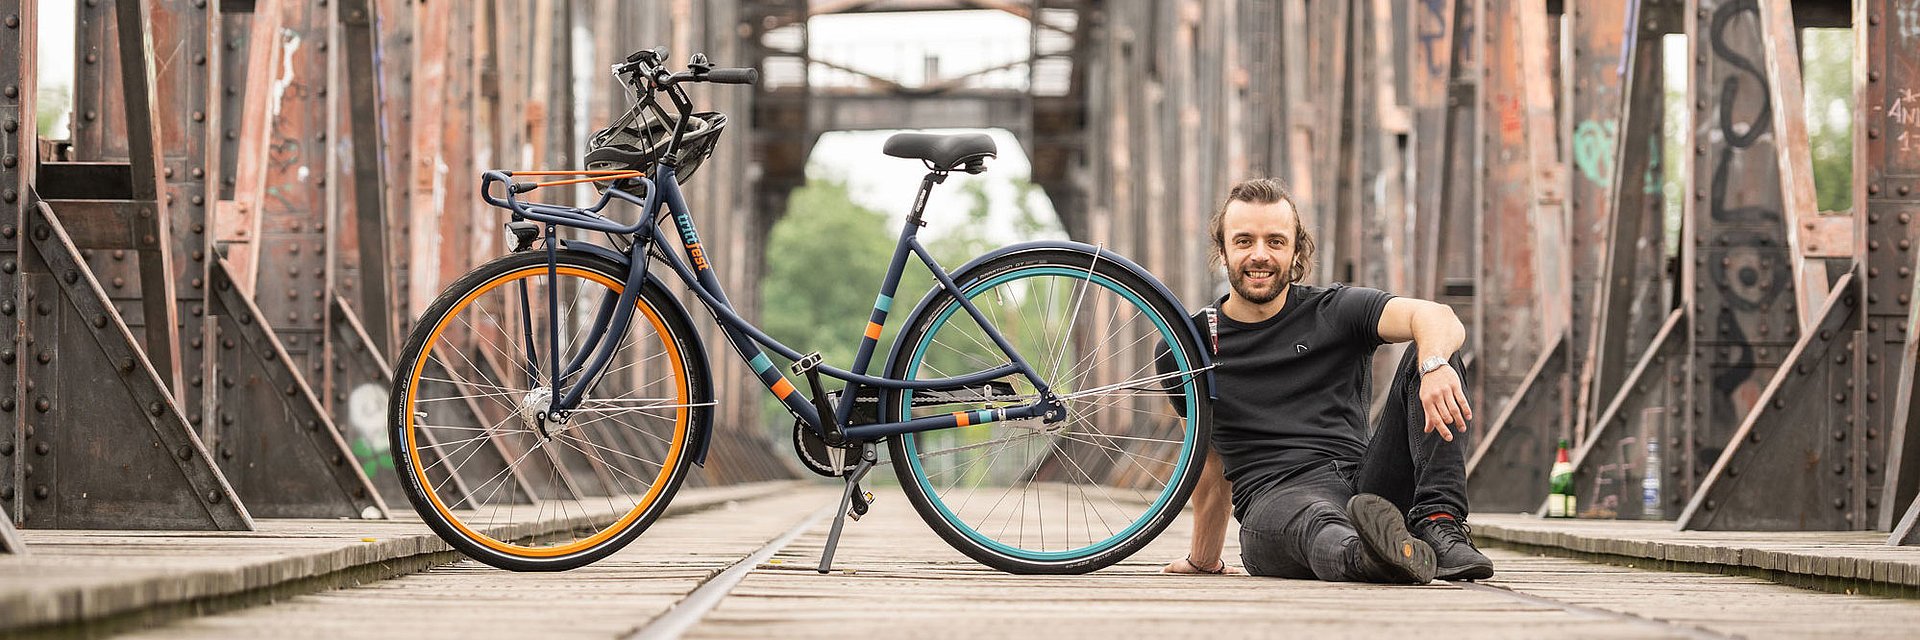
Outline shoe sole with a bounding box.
[1346,494,1436,584]
[1436,561,1494,581]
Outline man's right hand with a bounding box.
[1162,556,1243,575]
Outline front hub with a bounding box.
[519,387,554,437]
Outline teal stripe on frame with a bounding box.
[974,410,992,424]
[749,353,774,374]
[875,293,893,313]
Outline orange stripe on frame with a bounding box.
[771,378,796,399]
[864,322,884,340]
[953,411,971,427]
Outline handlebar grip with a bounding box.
[706,67,757,85]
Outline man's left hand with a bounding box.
[1419,362,1472,442]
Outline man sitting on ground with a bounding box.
[1160,177,1494,584]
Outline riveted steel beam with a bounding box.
[150,0,224,448]
[1460,0,1569,479]
[252,0,327,381]
[375,0,414,324]
[208,259,388,519]
[335,0,394,357]
[215,0,286,294]
[1579,0,1676,445]
[1863,0,1920,542]
[1680,271,1863,530]
[19,197,250,530]
[1474,0,1564,431]
[0,0,33,528]
[1563,1,1632,432]
[66,0,182,393]
[1680,0,1806,506]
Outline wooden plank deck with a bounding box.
[1468,513,1920,595]
[61,487,1920,639]
[0,481,802,634]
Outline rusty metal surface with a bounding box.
[1866,0,1920,541]
[208,259,387,519]
[252,0,329,382]
[20,199,250,530]
[1563,0,1630,413]
[1474,0,1556,430]
[327,294,405,503]
[1570,309,1689,520]
[1465,334,1568,512]
[149,0,222,444]
[1680,271,1862,530]
[0,0,33,528]
[335,0,394,357]
[112,0,184,394]
[16,0,1920,531]
[1681,0,1804,505]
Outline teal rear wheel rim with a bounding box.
[899,265,1199,562]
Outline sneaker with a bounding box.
[1344,494,1436,584]
[1412,513,1495,581]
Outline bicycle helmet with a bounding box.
[583,105,727,190]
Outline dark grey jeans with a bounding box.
[1237,348,1470,581]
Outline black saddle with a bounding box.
[883,133,997,172]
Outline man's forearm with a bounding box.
[1188,451,1231,565]
[1410,302,1465,359]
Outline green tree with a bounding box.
[36,84,68,138]
[1801,29,1852,213]
[759,177,934,433]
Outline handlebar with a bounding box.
[615,47,755,88]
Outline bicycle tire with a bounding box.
[885,247,1212,574]
[389,250,708,571]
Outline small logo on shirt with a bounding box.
[1296,344,1309,354]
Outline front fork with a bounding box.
[513,223,659,430]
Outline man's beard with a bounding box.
[1229,263,1290,304]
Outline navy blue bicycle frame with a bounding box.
[480,164,1061,442]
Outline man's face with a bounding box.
[1220,199,1300,305]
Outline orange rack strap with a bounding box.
[510,170,646,176]
[532,172,644,188]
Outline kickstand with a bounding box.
[817,443,877,574]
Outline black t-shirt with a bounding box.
[1177,283,1395,518]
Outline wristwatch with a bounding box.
[1418,355,1449,376]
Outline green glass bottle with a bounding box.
[1547,439,1574,518]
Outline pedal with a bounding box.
[847,486,875,521]
[790,351,823,375]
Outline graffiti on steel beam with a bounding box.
[1574,120,1617,187]
[1417,0,1448,77]
[1702,0,1792,444]
[1891,88,1920,154]
[1897,0,1920,42]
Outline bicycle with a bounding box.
[389,47,1216,575]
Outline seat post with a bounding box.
[906,170,947,227]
